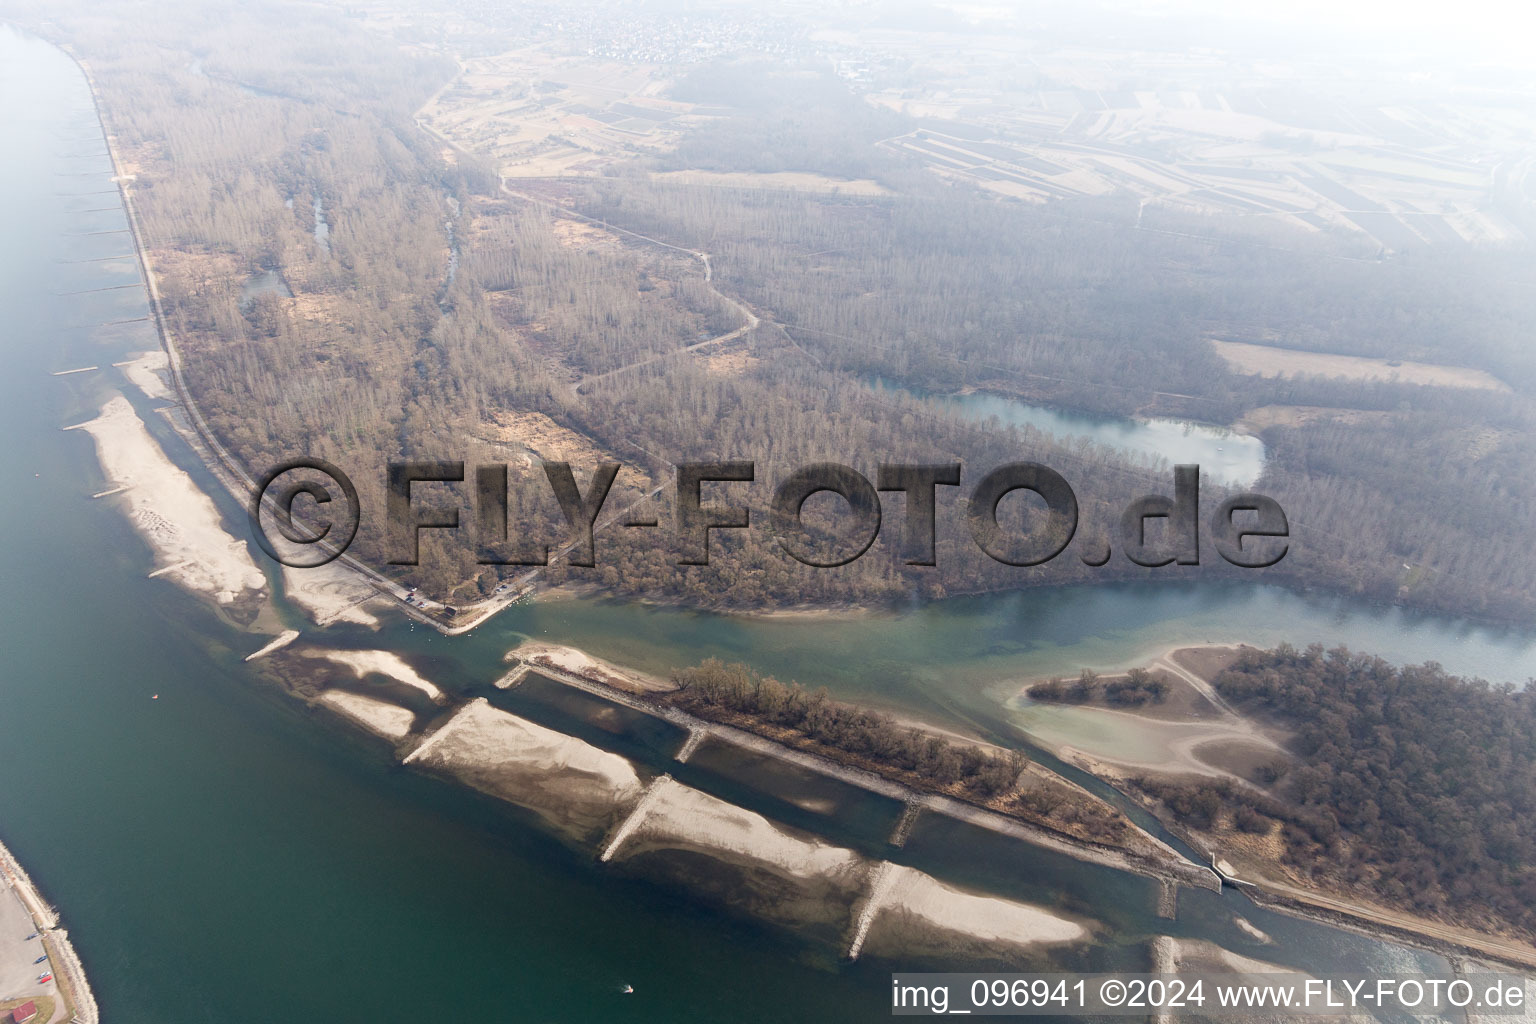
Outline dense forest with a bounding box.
[562,177,1536,619]
[1140,645,1536,938]
[15,0,1536,627]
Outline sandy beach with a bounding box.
[605,775,872,939]
[318,690,418,742]
[612,777,866,879]
[73,396,266,606]
[858,864,1088,961]
[282,563,384,627]
[115,349,174,401]
[405,698,644,841]
[506,640,675,694]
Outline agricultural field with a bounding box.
[832,33,1532,251]
[417,48,724,177]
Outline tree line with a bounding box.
[669,658,1128,843]
[1143,644,1536,937]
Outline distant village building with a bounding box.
[10,1001,38,1024]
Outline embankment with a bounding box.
[0,834,98,1024]
[509,652,1218,894]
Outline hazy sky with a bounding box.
[1147,0,1534,65]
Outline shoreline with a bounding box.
[61,30,1536,980]
[520,580,1536,660]
[1042,646,1536,973]
[533,583,878,622]
[67,46,460,638]
[504,648,1220,893]
[0,833,98,1024]
[1144,802,1536,972]
[71,396,268,612]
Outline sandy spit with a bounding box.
[1234,916,1272,943]
[117,350,175,401]
[404,698,643,841]
[245,629,300,662]
[614,777,865,880]
[507,640,675,694]
[885,865,1085,944]
[75,396,265,605]
[319,690,417,742]
[301,649,446,703]
[859,864,1088,960]
[607,775,871,939]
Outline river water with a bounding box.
[1,27,1531,1021]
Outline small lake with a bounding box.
[239,268,291,307]
[313,196,330,256]
[870,379,1266,488]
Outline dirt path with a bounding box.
[492,182,763,396]
[1152,653,1242,718]
[1250,878,1536,971]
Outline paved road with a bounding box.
[0,879,59,1020]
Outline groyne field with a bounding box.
[264,637,1220,964]
[502,644,1536,973]
[0,835,98,1024]
[496,643,1218,895]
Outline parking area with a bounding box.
[0,880,58,1019]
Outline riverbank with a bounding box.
[1012,643,1288,783]
[534,583,879,623]
[70,396,266,614]
[1140,796,1536,972]
[1050,647,1536,972]
[256,637,1176,961]
[63,48,441,639]
[502,645,1216,893]
[0,834,97,1024]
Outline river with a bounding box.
[1,26,1531,1021]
